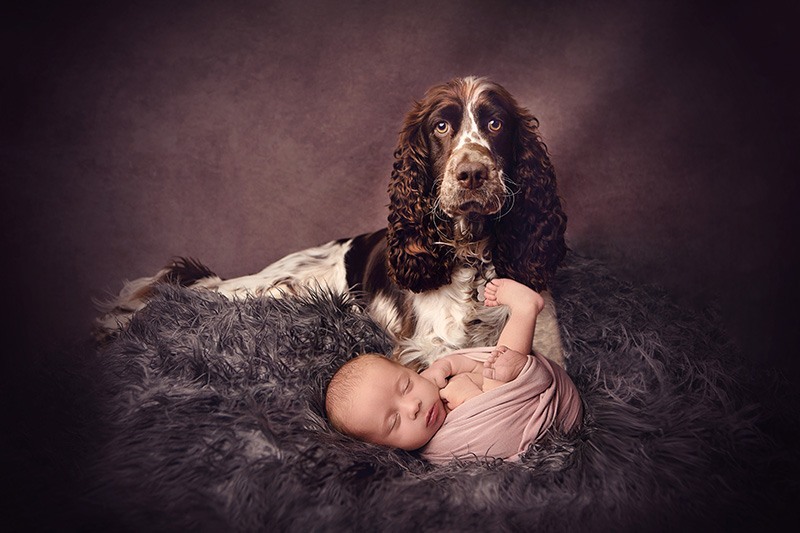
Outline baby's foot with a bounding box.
[483,345,529,383]
[484,278,544,313]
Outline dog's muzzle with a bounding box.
[439,144,506,217]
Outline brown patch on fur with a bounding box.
[160,257,217,286]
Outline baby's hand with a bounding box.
[484,278,544,314]
[420,360,450,389]
[483,345,529,383]
[439,373,481,410]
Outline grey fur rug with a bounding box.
[79,254,798,532]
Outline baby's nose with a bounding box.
[405,397,422,419]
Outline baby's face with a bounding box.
[343,357,446,450]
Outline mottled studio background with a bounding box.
[1,0,798,524]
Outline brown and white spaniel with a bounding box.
[96,76,568,368]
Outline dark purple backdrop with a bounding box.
[0,1,798,365]
[2,1,798,395]
[2,0,799,528]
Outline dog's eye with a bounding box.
[487,119,503,133]
[434,121,450,135]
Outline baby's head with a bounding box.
[325,354,446,450]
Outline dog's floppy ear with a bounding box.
[386,99,454,293]
[493,107,567,291]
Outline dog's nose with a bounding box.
[456,161,488,190]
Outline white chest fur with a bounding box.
[395,266,510,367]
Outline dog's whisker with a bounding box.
[497,190,517,219]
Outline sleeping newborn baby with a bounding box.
[325,278,583,463]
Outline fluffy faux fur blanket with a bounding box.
[81,254,798,531]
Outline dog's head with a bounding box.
[387,77,567,293]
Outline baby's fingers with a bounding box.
[420,368,446,388]
[483,358,496,380]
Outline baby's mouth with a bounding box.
[426,404,438,427]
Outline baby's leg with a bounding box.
[483,345,529,383]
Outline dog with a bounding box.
[96,76,568,369]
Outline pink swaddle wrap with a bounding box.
[420,347,583,464]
